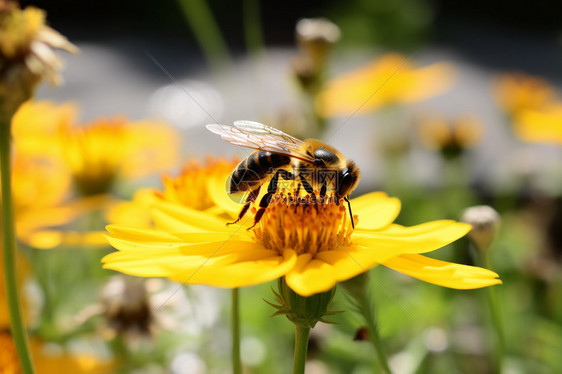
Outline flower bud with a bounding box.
[461,205,500,251]
[0,3,77,117]
[101,276,152,338]
[296,18,340,68]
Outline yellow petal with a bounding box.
[315,246,382,280]
[354,220,471,255]
[149,207,253,241]
[396,63,456,103]
[285,254,334,297]
[104,243,296,289]
[151,202,229,231]
[105,235,193,253]
[17,194,114,235]
[169,249,297,288]
[350,192,401,230]
[206,171,243,216]
[103,240,269,279]
[106,225,184,242]
[28,230,107,249]
[316,54,409,116]
[381,254,502,289]
[286,245,388,296]
[316,54,455,117]
[150,208,217,233]
[105,188,160,227]
[103,249,219,278]
[513,105,562,144]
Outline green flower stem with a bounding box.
[293,325,310,374]
[0,117,35,374]
[177,0,233,72]
[342,274,392,373]
[232,288,241,374]
[356,291,392,374]
[483,252,504,374]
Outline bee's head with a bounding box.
[336,160,360,200]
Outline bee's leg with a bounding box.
[319,180,327,200]
[344,196,355,229]
[227,185,261,226]
[297,173,314,194]
[248,169,293,230]
[297,173,318,210]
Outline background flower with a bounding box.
[316,53,455,117]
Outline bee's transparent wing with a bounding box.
[206,121,315,162]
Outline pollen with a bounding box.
[252,192,356,257]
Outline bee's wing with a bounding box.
[206,121,315,163]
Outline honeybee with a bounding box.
[206,121,361,228]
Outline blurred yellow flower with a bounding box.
[418,114,483,157]
[0,3,77,116]
[12,100,78,158]
[103,188,500,297]
[493,73,556,116]
[316,53,456,117]
[0,331,115,374]
[0,330,21,374]
[60,116,180,195]
[8,153,113,250]
[12,101,180,195]
[513,104,562,144]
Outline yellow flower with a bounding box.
[0,330,20,374]
[60,116,180,195]
[12,100,78,159]
[512,104,562,144]
[107,156,241,228]
[493,73,556,116]
[0,3,77,116]
[103,187,501,297]
[6,153,112,249]
[316,53,455,117]
[0,330,115,374]
[11,101,180,195]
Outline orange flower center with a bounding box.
[252,192,355,257]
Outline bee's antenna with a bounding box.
[344,196,355,229]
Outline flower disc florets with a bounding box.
[252,191,356,257]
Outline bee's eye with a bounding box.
[338,172,354,198]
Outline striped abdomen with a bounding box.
[230,150,291,193]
